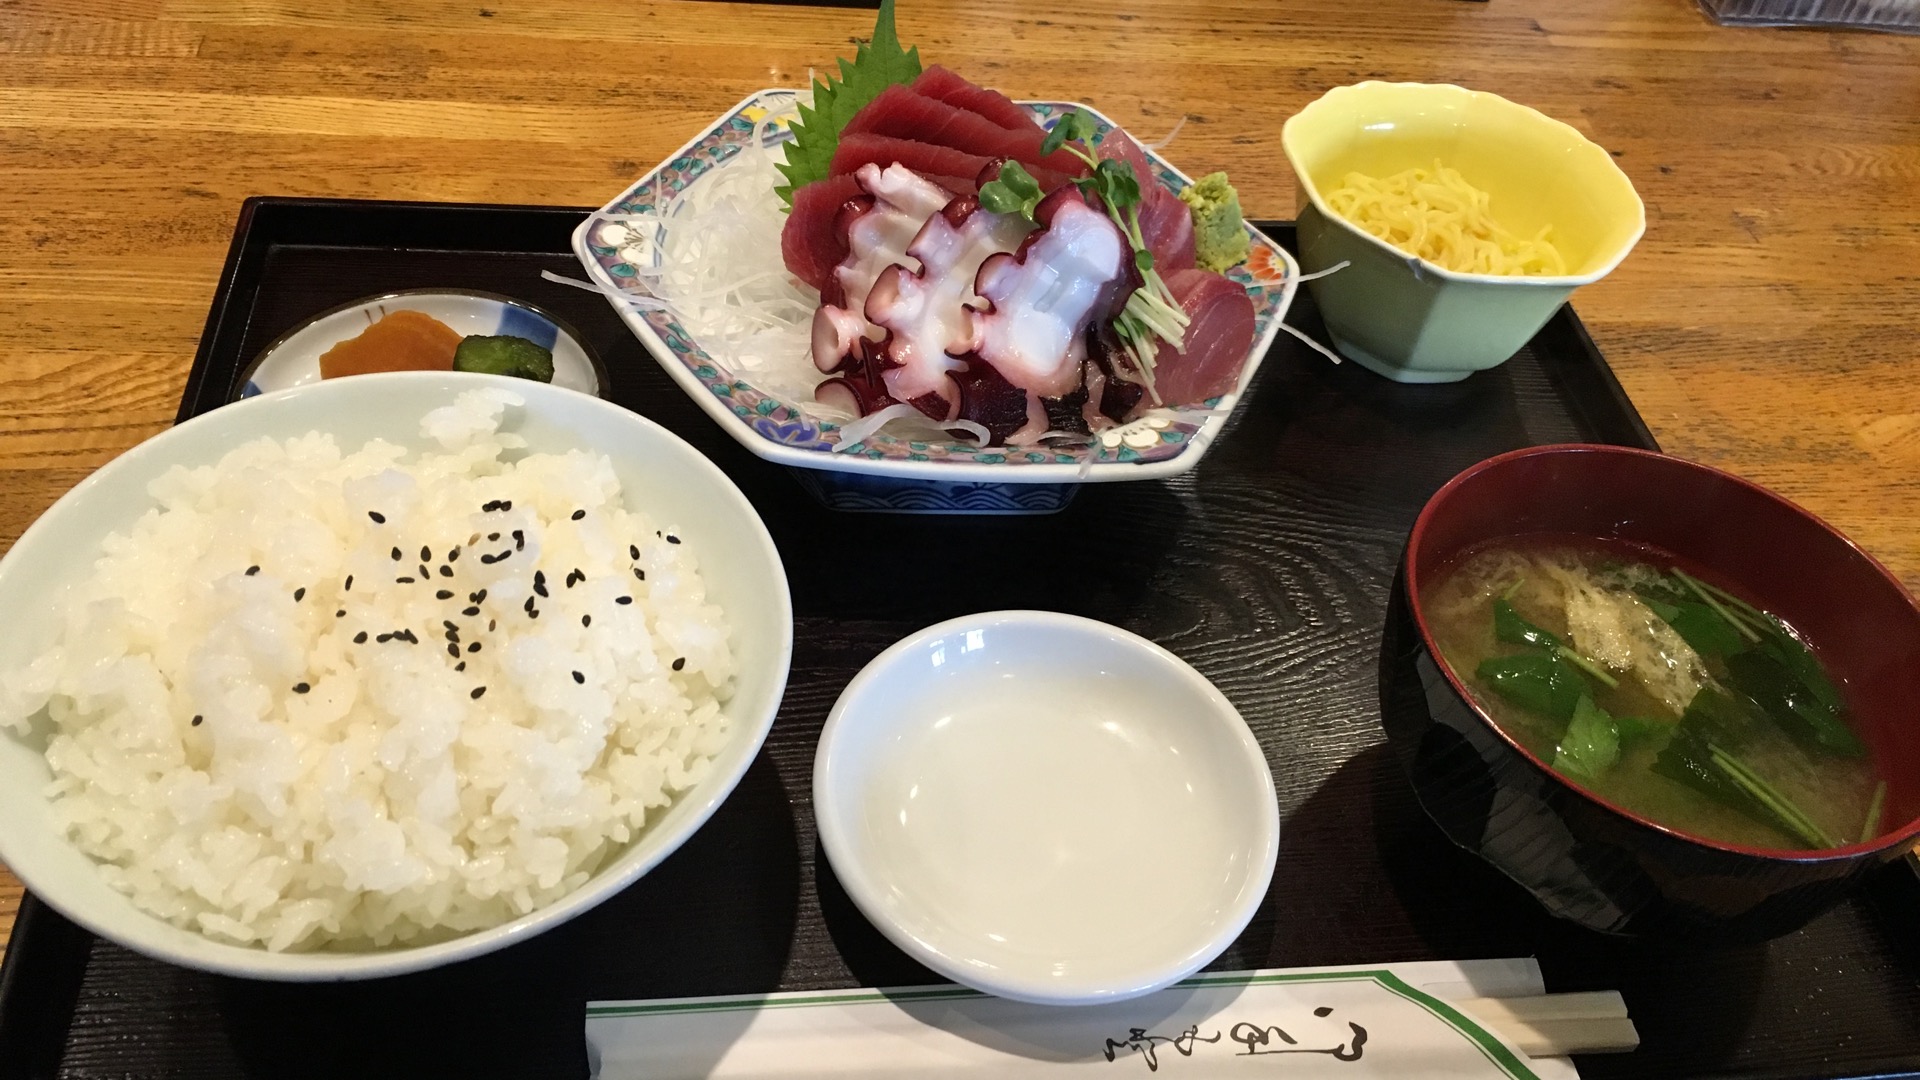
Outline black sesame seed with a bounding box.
[534,570,545,586]
[369,511,386,524]
[481,500,500,512]
[455,661,466,672]
[417,546,429,563]
[467,642,480,653]
[191,714,203,727]
[629,545,640,561]
[391,547,402,561]
[448,644,461,658]
[293,587,305,602]
[523,597,535,613]
[672,657,686,671]
[336,609,346,618]
[572,670,585,684]
[419,564,430,579]
[462,605,480,617]
[488,619,496,631]
[534,583,548,598]
[344,575,354,591]
[634,568,645,581]
[500,501,512,512]
[396,576,415,584]
[513,530,525,551]
[443,620,459,632]
[581,615,591,628]
[471,686,486,700]
[448,547,461,562]
[616,596,633,606]
[475,589,487,603]
[354,631,368,644]
[666,535,680,545]
[480,553,500,565]
[529,610,540,620]
[439,566,453,578]
[571,509,586,521]
[436,589,454,600]
[377,633,393,643]
[293,682,310,694]
[488,532,500,542]
[244,564,261,577]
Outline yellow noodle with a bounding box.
[1325,162,1567,276]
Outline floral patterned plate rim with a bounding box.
[570,88,1299,484]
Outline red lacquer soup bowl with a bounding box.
[1380,443,1920,941]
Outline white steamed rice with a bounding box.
[0,388,735,951]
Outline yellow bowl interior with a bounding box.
[1283,82,1644,281]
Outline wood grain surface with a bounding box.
[1,0,1916,959]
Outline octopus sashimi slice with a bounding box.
[809,164,955,375]
[968,195,1129,400]
[866,199,1035,409]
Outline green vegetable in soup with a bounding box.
[454,335,555,382]
[1651,691,1838,848]
[1424,540,1880,851]
[1494,598,1562,651]
[1554,695,1621,781]
[1476,651,1588,725]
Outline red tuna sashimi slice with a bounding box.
[913,64,1040,134]
[831,132,1073,192]
[1148,269,1256,407]
[842,90,1084,181]
[1139,186,1196,275]
[1094,129,1193,273]
[832,133,993,185]
[781,173,864,293]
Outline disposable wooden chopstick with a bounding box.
[1456,991,1640,1056]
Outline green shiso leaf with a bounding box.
[773,0,922,209]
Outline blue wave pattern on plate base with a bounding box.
[580,92,1295,471]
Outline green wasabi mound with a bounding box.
[454,335,555,383]
[1180,172,1250,273]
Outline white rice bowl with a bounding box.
[0,373,791,980]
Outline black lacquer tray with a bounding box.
[1,198,1915,1080]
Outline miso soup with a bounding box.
[1421,537,1884,850]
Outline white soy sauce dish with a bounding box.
[238,289,607,400]
[814,611,1280,1006]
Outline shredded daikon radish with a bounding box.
[631,95,823,408]
[946,419,990,448]
[833,403,935,450]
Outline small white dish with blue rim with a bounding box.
[239,289,606,401]
[573,90,1300,516]
[813,610,1280,1006]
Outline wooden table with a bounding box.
[2,0,1916,956]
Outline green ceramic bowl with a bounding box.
[1283,83,1645,383]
